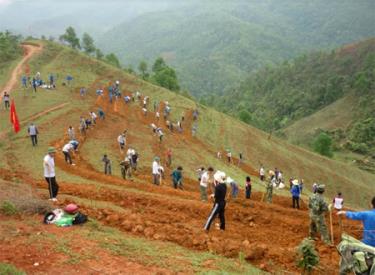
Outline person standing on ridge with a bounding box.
[265,170,275,203]
[102,154,112,175]
[43,147,59,202]
[68,126,75,140]
[308,184,331,245]
[152,157,163,185]
[333,192,344,212]
[204,171,227,231]
[259,165,265,181]
[290,179,301,209]
[245,176,252,199]
[117,133,126,152]
[28,122,39,146]
[3,92,10,110]
[200,167,214,202]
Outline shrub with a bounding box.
[313,132,333,157]
[296,238,319,274]
[0,263,25,275]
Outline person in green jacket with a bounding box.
[171,166,183,189]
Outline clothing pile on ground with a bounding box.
[44,204,87,227]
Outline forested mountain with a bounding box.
[98,0,375,97]
[217,38,375,159]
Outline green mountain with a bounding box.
[97,0,375,97]
[218,38,375,163]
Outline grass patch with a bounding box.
[0,201,18,216]
[0,263,25,275]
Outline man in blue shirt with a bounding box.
[337,196,375,247]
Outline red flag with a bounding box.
[9,100,20,133]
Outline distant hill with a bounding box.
[218,38,375,164]
[97,0,375,97]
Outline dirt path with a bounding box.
[1,43,42,97]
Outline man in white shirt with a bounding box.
[62,143,74,165]
[90,111,97,124]
[117,133,126,152]
[259,166,265,181]
[43,147,58,201]
[333,192,344,211]
[28,122,39,146]
[200,167,214,202]
[152,157,163,185]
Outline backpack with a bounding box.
[73,212,88,225]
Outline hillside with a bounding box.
[0,40,374,273]
[98,0,375,97]
[218,38,375,158]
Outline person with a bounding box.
[204,171,227,231]
[308,184,331,245]
[117,133,126,152]
[32,78,37,92]
[200,167,214,202]
[62,142,74,165]
[238,153,243,166]
[152,157,163,185]
[130,150,138,171]
[197,167,205,182]
[226,150,232,163]
[259,166,265,181]
[68,126,75,140]
[43,147,58,201]
[79,117,86,135]
[227,177,238,199]
[120,157,132,180]
[290,179,301,209]
[337,196,375,247]
[177,120,182,133]
[98,108,105,120]
[49,74,54,86]
[193,109,199,121]
[333,192,344,211]
[90,111,97,124]
[245,176,251,199]
[312,182,318,194]
[217,151,222,159]
[278,170,283,185]
[155,111,160,121]
[299,179,304,194]
[3,92,10,110]
[265,171,275,203]
[142,107,147,116]
[27,122,39,146]
[192,123,197,136]
[156,128,164,143]
[22,76,27,88]
[102,154,112,175]
[171,166,183,189]
[166,148,172,167]
[69,139,79,152]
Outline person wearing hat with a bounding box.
[308,184,331,245]
[171,166,183,189]
[152,157,163,185]
[204,171,227,231]
[43,147,59,201]
[290,179,301,209]
[265,170,275,203]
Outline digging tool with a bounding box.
[329,208,334,244]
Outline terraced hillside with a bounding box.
[0,41,372,273]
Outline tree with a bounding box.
[239,109,252,124]
[152,57,167,73]
[0,31,22,63]
[138,60,149,79]
[95,48,104,60]
[152,67,180,91]
[82,32,95,55]
[313,132,333,157]
[105,53,121,68]
[59,26,80,49]
[297,238,319,274]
